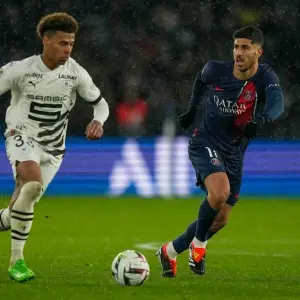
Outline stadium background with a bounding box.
[1,0,299,197]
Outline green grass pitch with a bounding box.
[0,196,300,299]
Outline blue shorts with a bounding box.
[188,137,243,206]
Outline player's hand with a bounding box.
[85,120,103,140]
[244,121,258,139]
[178,107,197,130]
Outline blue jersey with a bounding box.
[189,60,284,155]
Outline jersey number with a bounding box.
[28,102,62,123]
[13,135,34,148]
[205,147,218,158]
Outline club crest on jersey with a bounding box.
[211,158,221,166]
[243,90,253,101]
[61,80,74,91]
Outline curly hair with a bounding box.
[36,12,79,38]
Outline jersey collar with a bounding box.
[37,55,64,72]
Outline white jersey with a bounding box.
[0,55,101,156]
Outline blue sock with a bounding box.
[195,198,219,242]
[173,221,197,254]
[206,229,216,240]
[173,221,218,254]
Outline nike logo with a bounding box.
[28,81,36,88]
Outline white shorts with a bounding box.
[5,133,63,192]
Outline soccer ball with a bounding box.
[111,250,150,286]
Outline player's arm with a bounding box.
[77,68,109,140]
[244,70,284,139]
[178,62,213,130]
[0,62,19,96]
[256,80,284,123]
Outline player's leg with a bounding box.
[157,183,230,278]
[189,172,230,275]
[206,178,240,239]
[206,204,233,239]
[156,220,198,277]
[8,153,61,282]
[1,134,38,232]
[39,154,63,198]
[0,207,11,231]
[188,171,242,275]
[157,139,227,277]
[194,172,230,243]
[0,183,21,231]
[160,176,240,276]
[8,161,43,282]
[166,204,233,258]
[4,134,43,282]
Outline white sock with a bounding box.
[192,237,208,248]
[166,242,178,259]
[10,182,42,265]
[0,207,11,231]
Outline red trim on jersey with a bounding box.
[234,81,257,128]
[215,86,224,91]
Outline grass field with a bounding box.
[0,196,300,299]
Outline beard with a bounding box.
[236,59,256,73]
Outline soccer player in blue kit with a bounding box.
[157,26,284,277]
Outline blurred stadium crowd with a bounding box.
[0,0,299,138]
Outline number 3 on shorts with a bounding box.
[13,135,35,148]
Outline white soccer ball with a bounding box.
[111,250,150,286]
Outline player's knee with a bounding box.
[16,160,43,184]
[205,173,230,209]
[20,181,43,202]
[208,189,230,208]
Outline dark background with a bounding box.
[0,0,298,138]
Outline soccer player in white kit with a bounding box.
[0,12,109,282]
